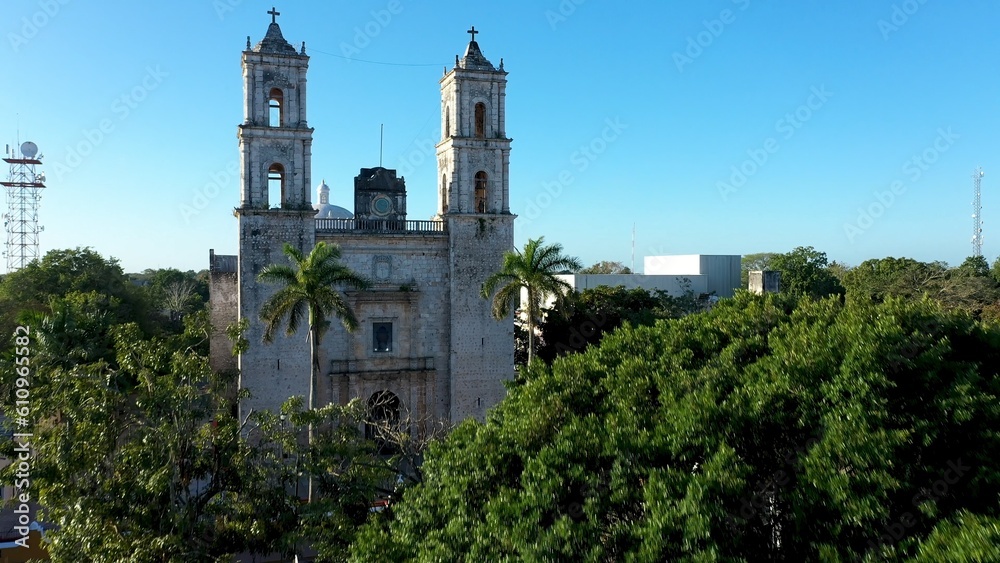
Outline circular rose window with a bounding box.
[372,195,393,216]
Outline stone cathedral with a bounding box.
[209,14,515,428]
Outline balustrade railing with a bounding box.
[316,218,446,233]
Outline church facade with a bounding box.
[209,15,515,428]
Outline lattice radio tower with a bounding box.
[972,167,984,258]
[1,141,46,272]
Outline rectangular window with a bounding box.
[373,322,392,353]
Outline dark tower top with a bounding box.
[353,167,407,228]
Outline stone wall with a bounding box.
[236,218,512,426]
[208,250,239,374]
[749,270,781,295]
[447,214,515,422]
[316,230,452,424]
[237,209,315,418]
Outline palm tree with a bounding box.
[481,237,582,365]
[258,241,372,500]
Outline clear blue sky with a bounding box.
[2,0,999,273]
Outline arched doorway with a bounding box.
[366,390,402,452]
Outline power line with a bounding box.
[307,47,442,67]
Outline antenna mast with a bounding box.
[631,223,635,273]
[2,140,46,272]
[972,167,984,258]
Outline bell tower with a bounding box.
[236,9,316,417]
[238,7,312,209]
[436,26,511,217]
[438,28,516,420]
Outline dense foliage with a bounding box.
[0,248,401,561]
[352,293,1000,561]
[131,267,210,326]
[0,247,212,341]
[1,314,304,561]
[0,248,154,338]
[768,246,845,298]
[578,260,632,275]
[842,256,1000,322]
[742,249,1000,322]
[5,246,1000,560]
[534,285,702,365]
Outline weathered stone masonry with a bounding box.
[210,18,515,429]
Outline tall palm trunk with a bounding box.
[308,321,319,502]
[526,286,536,365]
[258,241,372,505]
[527,320,535,366]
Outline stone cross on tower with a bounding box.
[268,7,280,23]
[467,26,478,41]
